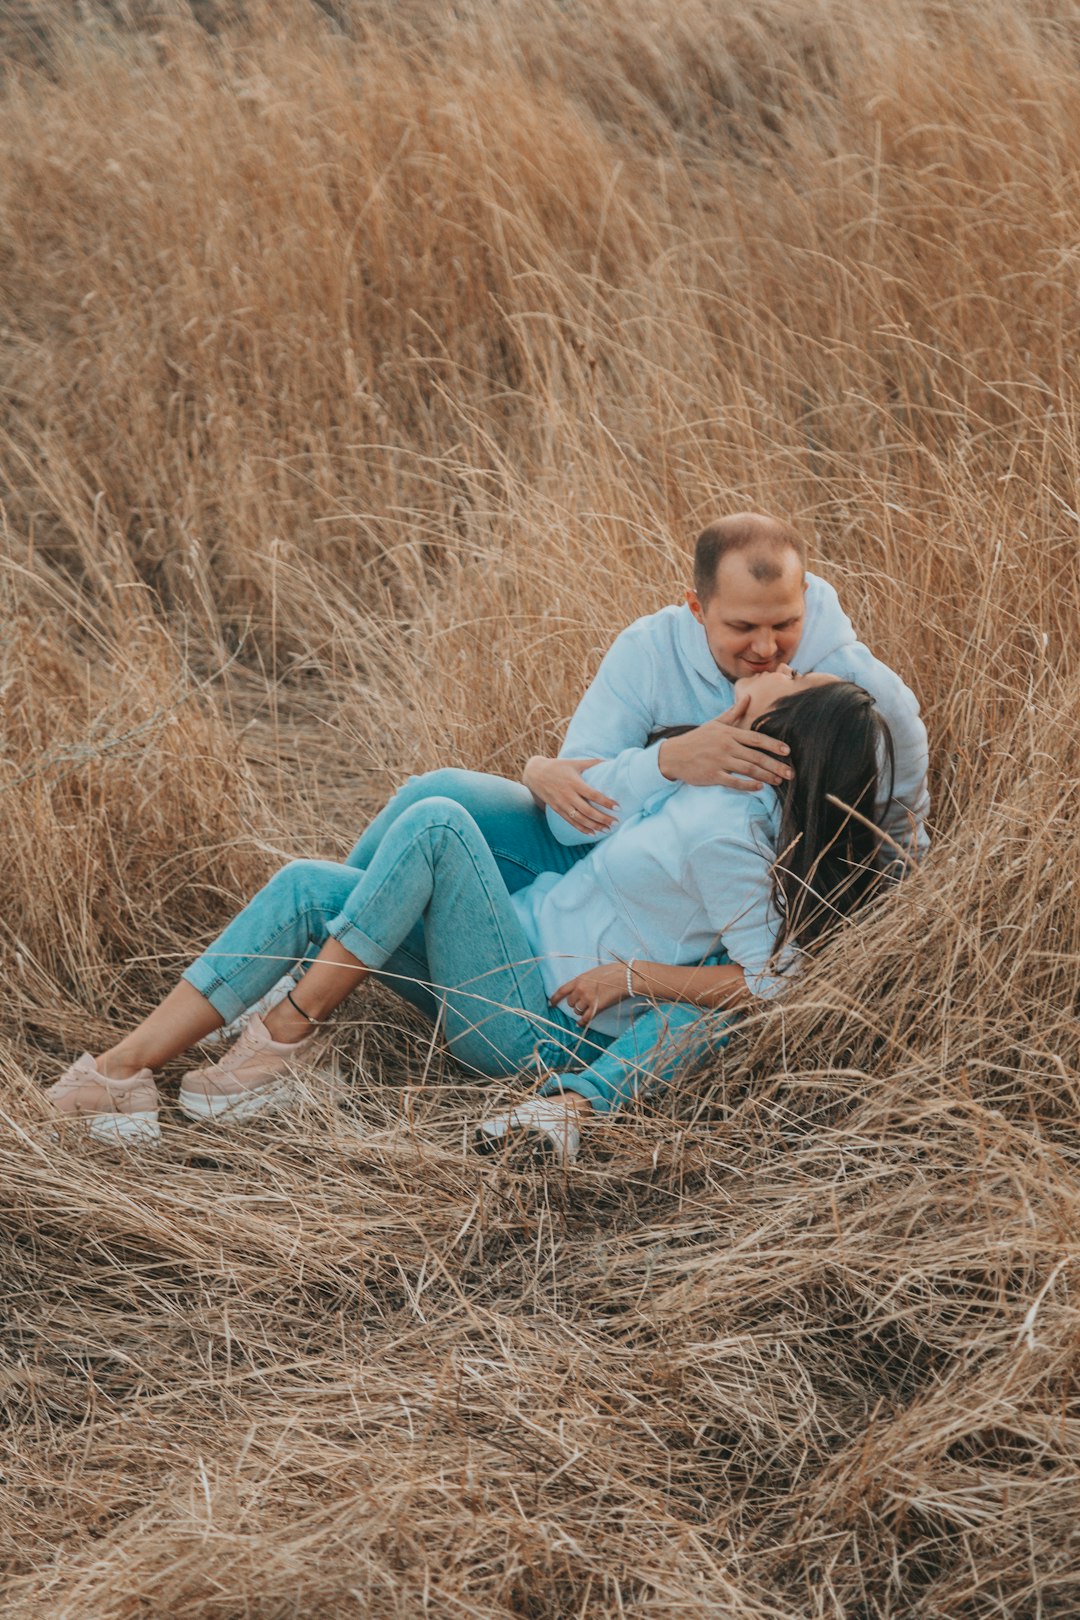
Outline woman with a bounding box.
[45,668,893,1160]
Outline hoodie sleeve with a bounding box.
[816,644,931,866]
[682,823,794,1000]
[548,619,676,846]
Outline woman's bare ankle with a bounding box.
[94,1045,151,1081]
[262,1000,317,1044]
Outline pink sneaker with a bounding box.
[46,1056,161,1147]
[178,1013,315,1124]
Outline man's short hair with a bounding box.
[693,513,806,601]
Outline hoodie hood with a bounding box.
[794,573,858,668]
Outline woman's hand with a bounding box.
[550,963,629,1025]
[522,756,618,835]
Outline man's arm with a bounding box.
[522,755,618,837]
[538,620,673,844]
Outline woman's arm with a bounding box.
[629,958,751,1010]
[549,959,751,1026]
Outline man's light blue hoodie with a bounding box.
[550,573,930,862]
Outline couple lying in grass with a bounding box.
[47,513,930,1162]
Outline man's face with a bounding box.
[687,549,807,681]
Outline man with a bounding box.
[523,512,929,865]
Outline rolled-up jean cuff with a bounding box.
[539,1073,607,1112]
[325,916,391,972]
[181,962,249,1026]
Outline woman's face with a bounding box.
[734,663,840,724]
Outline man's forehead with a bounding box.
[715,577,806,622]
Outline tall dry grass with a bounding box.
[1,0,1079,1614]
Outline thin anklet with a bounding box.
[286,988,327,1027]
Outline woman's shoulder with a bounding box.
[667,781,782,845]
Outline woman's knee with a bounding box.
[392,767,475,812]
[265,858,349,909]
[391,768,530,829]
[390,795,480,843]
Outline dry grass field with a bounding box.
[1,0,1079,1614]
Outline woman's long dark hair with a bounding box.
[750,682,895,954]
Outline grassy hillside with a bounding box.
[1,2,1078,1614]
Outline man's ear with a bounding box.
[686,587,705,625]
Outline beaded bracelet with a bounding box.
[625,959,636,998]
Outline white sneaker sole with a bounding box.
[85,1110,162,1146]
[178,1079,294,1124]
[474,1121,573,1165]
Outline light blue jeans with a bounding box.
[343,767,588,894]
[183,772,730,1112]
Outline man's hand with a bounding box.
[550,964,628,1025]
[657,694,793,791]
[523,756,618,834]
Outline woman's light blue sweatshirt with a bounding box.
[551,574,930,863]
[511,780,790,1037]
